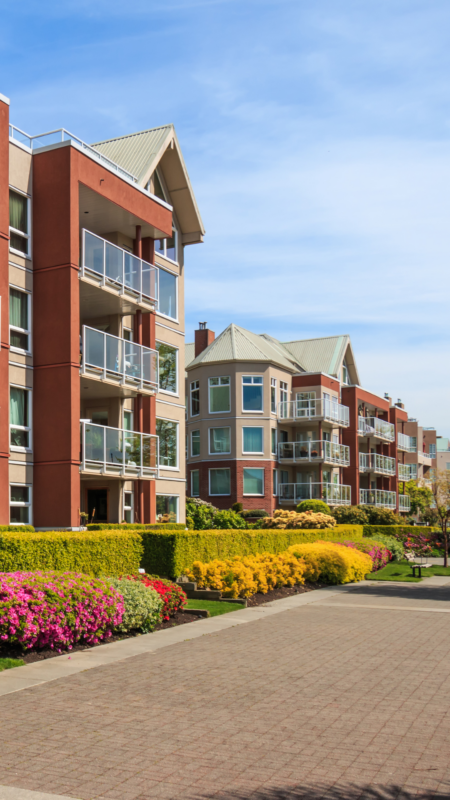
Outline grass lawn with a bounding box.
[185,599,245,617]
[0,658,24,672]
[368,561,450,582]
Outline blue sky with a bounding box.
[2,0,450,434]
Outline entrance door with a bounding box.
[87,488,108,522]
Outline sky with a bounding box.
[1,0,449,434]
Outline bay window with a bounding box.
[209,427,231,455]
[209,376,230,413]
[243,427,263,454]
[243,468,264,495]
[271,378,277,413]
[191,429,200,457]
[190,380,200,416]
[191,470,200,497]
[242,376,263,412]
[209,468,231,496]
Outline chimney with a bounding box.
[395,398,404,409]
[384,393,392,405]
[195,322,215,358]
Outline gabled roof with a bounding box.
[281,335,357,380]
[92,125,205,243]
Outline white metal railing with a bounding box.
[359,453,396,475]
[278,440,349,466]
[81,229,158,308]
[359,489,396,509]
[81,326,158,393]
[399,494,411,512]
[397,432,417,452]
[278,482,351,506]
[398,463,417,481]
[278,398,349,426]
[358,416,395,441]
[418,451,433,465]
[80,421,158,478]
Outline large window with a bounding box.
[190,380,200,416]
[271,378,277,413]
[158,268,177,319]
[209,427,231,455]
[242,376,263,412]
[191,470,200,497]
[10,288,31,352]
[156,226,178,263]
[243,468,264,496]
[209,468,231,496]
[156,494,178,522]
[191,429,200,457]
[156,342,177,394]
[242,427,263,454]
[9,189,30,256]
[10,386,31,449]
[10,484,31,524]
[429,443,436,457]
[156,418,178,468]
[209,377,230,413]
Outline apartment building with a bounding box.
[399,419,436,485]
[185,323,412,514]
[436,437,450,473]
[0,92,204,528]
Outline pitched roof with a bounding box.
[281,335,349,377]
[92,125,173,184]
[186,324,301,371]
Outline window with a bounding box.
[242,376,263,412]
[123,327,133,342]
[10,288,31,352]
[191,429,200,457]
[209,376,230,413]
[243,467,264,495]
[280,470,289,484]
[158,268,177,319]
[155,225,178,263]
[209,468,231,496]
[10,484,31,524]
[156,418,178,468]
[342,359,349,385]
[191,470,200,497]
[123,491,133,523]
[156,342,177,394]
[280,381,288,405]
[10,387,31,449]
[242,427,263,454]
[9,189,30,256]
[123,409,133,431]
[429,444,436,457]
[446,463,450,471]
[156,495,178,522]
[273,469,277,496]
[190,380,200,416]
[271,378,277,413]
[209,427,231,455]
[271,428,277,456]
[152,171,167,202]
[411,436,417,450]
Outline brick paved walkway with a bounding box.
[1,582,450,800]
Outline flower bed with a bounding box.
[330,540,392,571]
[119,574,187,621]
[108,578,163,633]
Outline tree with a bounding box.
[426,470,450,567]
[404,480,434,517]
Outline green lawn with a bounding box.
[368,561,450,582]
[0,658,24,672]
[185,599,245,617]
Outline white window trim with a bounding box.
[123,490,134,523]
[208,376,231,415]
[190,380,200,418]
[208,426,232,456]
[123,408,134,431]
[155,220,179,266]
[208,468,231,497]
[10,483,32,525]
[9,285,32,356]
[10,384,32,453]
[271,428,277,456]
[273,469,277,496]
[242,426,264,456]
[191,428,201,458]
[243,467,265,497]
[9,186,32,260]
[156,416,179,471]
[156,339,179,397]
[191,470,200,497]
[242,375,264,414]
[156,493,179,522]
[122,326,133,342]
[155,265,179,323]
[271,377,277,414]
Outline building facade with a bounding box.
[1,92,204,528]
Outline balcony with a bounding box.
[398,433,416,453]
[418,451,433,466]
[398,463,417,481]
[80,230,159,317]
[359,489,396,509]
[278,399,349,427]
[399,495,411,513]
[278,482,351,506]
[80,421,158,479]
[358,416,395,442]
[359,453,396,476]
[278,440,350,466]
[80,326,158,397]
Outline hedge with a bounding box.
[0,526,34,532]
[363,525,438,538]
[0,531,142,576]
[87,523,185,531]
[140,525,364,578]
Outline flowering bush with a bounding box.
[127,575,187,620]
[108,578,163,633]
[262,509,336,530]
[332,540,391,571]
[188,552,309,598]
[0,571,124,651]
[365,534,404,562]
[288,542,373,584]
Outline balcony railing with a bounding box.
[359,489,396,509]
[278,399,349,427]
[399,494,411,512]
[81,326,158,393]
[358,416,395,442]
[278,482,351,506]
[359,453,396,476]
[81,229,158,308]
[398,463,417,481]
[80,421,158,478]
[278,440,350,466]
[418,451,433,466]
[398,433,416,452]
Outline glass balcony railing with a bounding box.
[278,482,351,506]
[397,433,417,453]
[358,416,395,442]
[359,453,396,475]
[278,398,349,426]
[278,440,350,466]
[359,489,396,509]
[81,230,159,308]
[81,326,158,393]
[399,494,411,512]
[398,463,417,481]
[80,421,158,478]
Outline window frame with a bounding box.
[156,416,179,471]
[191,428,201,457]
[208,376,231,415]
[271,428,277,456]
[9,186,31,259]
[122,327,133,342]
[10,483,32,525]
[242,426,264,455]
[155,340,178,396]
[191,470,200,497]
[209,426,231,456]
[156,265,178,322]
[243,467,265,497]
[280,381,288,405]
[271,377,277,414]
[156,493,179,522]
[273,469,277,496]
[9,285,32,355]
[123,490,134,524]
[208,467,231,497]
[155,222,179,266]
[123,409,134,431]
[242,375,264,414]
[10,384,32,453]
[190,380,200,417]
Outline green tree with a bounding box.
[404,480,433,516]
[425,471,450,567]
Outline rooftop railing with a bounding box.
[278,440,350,466]
[358,416,395,442]
[399,494,411,512]
[81,230,159,308]
[81,326,158,393]
[80,421,158,478]
[278,398,349,427]
[278,482,351,506]
[359,489,396,509]
[397,433,417,453]
[359,453,396,476]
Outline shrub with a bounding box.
[0,526,34,533]
[333,540,391,571]
[0,531,142,576]
[262,510,336,530]
[0,571,124,651]
[296,500,331,515]
[365,534,404,561]
[331,506,369,525]
[132,575,187,620]
[288,542,373,584]
[186,498,218,530]
[360,506,403,525]
[108,578,163,633]
[232,503,244,513]
[213,510,247,529]
[87,523,185,531]
[188,552,309,598]
[241,509,269,519]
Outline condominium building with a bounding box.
[185,323,412,514]
[400,419,437,485]
[436,437,450,473]
[1,92,204,528]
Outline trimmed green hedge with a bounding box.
[140,525,364,578]
[86,523,185,531]
[363,525,437,538]
[0,526,34,532]
[0,531,142,576]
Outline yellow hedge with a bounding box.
[287,541,372,584]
